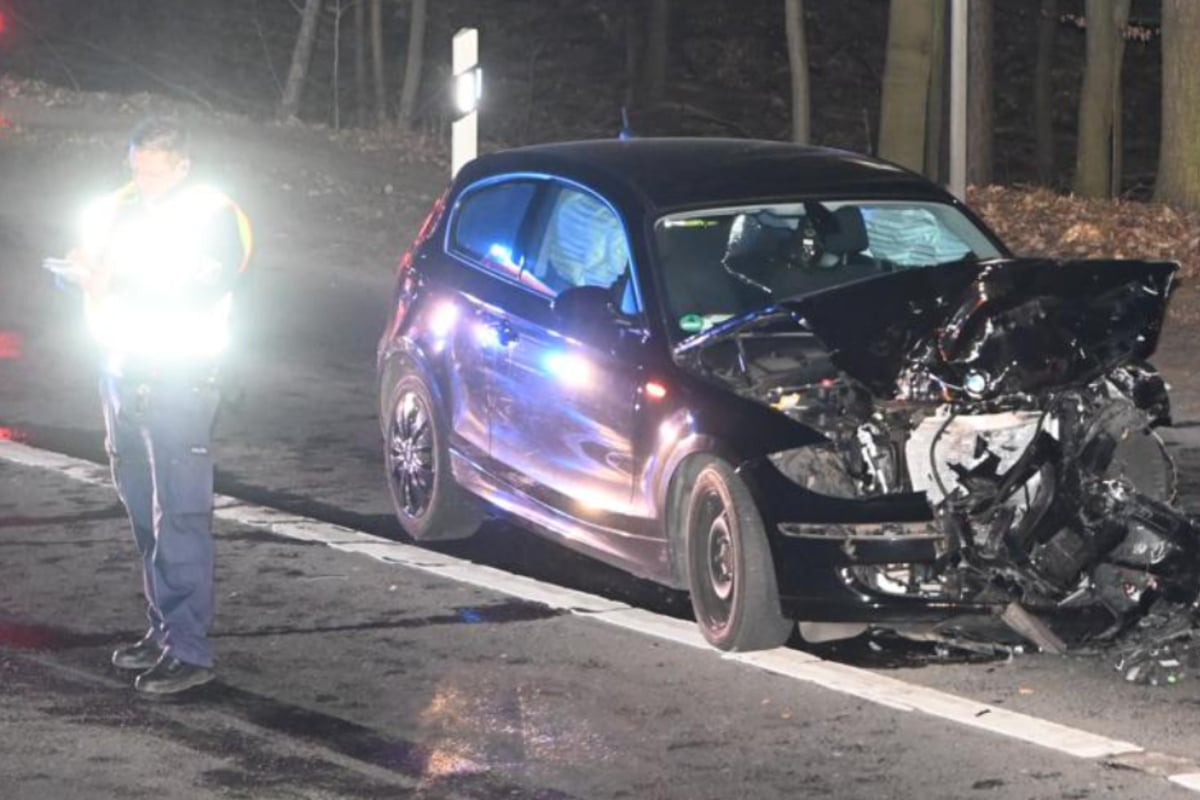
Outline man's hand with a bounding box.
[64,247,110,297]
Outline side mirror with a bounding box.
[551,284,617,333]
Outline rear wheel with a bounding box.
[384,373,482,541]
[683,457,793,651]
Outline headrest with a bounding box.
[822,206,869,256]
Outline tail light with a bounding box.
[388,190,449,341]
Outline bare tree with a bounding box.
[1155,0,1200,210]
[644,0,669,107]
[397,0,428,130]
[784,0,810,144]
[1073,0,1131,198]
[624,0,641,109]
[924,0,947,183]
[967,0,993,186]
[1034,0,1058,186]
[370,0,386,127]
[878,0,936,172]
[278,0,324,120]
[354,0,367,126]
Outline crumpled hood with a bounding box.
[779,258,1177,399]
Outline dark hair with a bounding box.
[128,117,191,156]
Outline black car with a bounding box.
[377,137,1193,653]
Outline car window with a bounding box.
[449,180,555,293]
[655,199,1004,341]
[530,187,634,306]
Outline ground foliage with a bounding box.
[0,0,1165,185]
[1,0,1194,321]
[970,184,1200,321]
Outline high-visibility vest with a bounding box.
[81,182,252,369]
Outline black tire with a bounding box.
[683,457,794,651]
[383,373,482,541]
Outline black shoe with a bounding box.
[134,656,215,695]
[111,637,163,671]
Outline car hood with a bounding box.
[695,258,1177,401]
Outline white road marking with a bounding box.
[2,437,1197,793]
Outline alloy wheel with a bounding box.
[389,390,434,517]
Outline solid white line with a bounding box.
[589,607,712,649]
[1,437,1195,792]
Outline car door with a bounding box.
[441,177,547,461]
[487,184,646,526]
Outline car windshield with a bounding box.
[653,199,1004,342]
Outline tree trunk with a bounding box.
[1073,0,1130,198]
[354,0,367,126]
[784,0,809,143]
[1155,0,1200,210]
[397,0,427,130]
[924,0,947,184]
[278,0,324,120]
[370,0,387,128]
[967,0,993,186]
[624,1,640,110]
[1034,0,1058,185]
[878,0,936,173]
[644,0,669,107]
[332,1,343,129]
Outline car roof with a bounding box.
[457,137,954,215]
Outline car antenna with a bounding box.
[618,107,635,140]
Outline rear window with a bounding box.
[450,180,538,264]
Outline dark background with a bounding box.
[0,0,1168,195]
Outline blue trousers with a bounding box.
[100,374,220,668]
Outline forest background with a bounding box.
[3,0,1200,312]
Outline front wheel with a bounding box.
[683,457,793,651]
[383,373,482,541]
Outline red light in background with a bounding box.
[0,427,27,442]
[644,381,668,400]
[0,330,22,360]
[0,11,7,36]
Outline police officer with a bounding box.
[68,117,251,695]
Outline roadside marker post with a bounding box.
[451,27,481,178]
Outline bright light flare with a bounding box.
[487,243,516,268]
[473,321,501,349]
[454,67,483,114]
[429,302,459,339]
[88,295,232,360]
[644,381,667,400]
[542,351,591,388]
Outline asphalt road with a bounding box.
[5,94,1200,799]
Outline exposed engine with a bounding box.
[677,264,1200,662]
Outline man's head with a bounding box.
[127,117,191,199]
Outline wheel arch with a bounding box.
[378,337,444,435]
[660,438,754,589]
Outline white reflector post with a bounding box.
[452,27,479,178]
[949,0,968,200]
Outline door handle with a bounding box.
[493,320,519,346]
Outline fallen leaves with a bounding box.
[969,185,1200,282]
[969,185,1200,322]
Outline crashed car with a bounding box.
[377,137,1195,654]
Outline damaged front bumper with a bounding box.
[746,397,1200,658]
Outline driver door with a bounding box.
[487,184,643,522]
